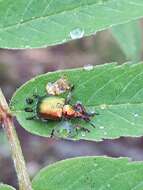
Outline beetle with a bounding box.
[24,87,98,137]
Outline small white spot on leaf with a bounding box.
[100,104,107,110]
[134,113,139,117]
[99,126,104,129]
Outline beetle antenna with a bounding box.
[89,121,96,128]
[50,129,55,138]
[75,125,90,133]
[26,98,34,104]
[26,116,37,120]
[70,84,74,91]
[33,94,40,99]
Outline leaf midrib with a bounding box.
[11,102,143,114]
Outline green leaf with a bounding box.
[32,156,143,190]
[111,20,142,62]
[0,184,15,190]
[10,63,143,141]
[1,0,143,48]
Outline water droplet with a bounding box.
[134,113,139,117]
[83,64,93,71]
[99,126,104,129]
[100,104,107,110]
[70,28,84,39]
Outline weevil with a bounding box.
[24,84,98,137]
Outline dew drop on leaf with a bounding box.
[134,113,139,117]
[100,104,107,109]
[70,28,84,39]
[83,64,93,71]
[99,126,104,129]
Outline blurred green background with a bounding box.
[1,26,143,188]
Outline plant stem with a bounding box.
[0,89,33,190]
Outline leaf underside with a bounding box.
[0,0,143,48]
[10,62,143,141]
[32,156,143,190]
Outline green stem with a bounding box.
[0,88,33,190]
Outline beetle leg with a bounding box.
[33,94,40,99]
[50,129,55,138]
[26,98,34,104]
[70,84,74,91]
[24,107,33,112]
[25,91,40,104]
[65,85,74,104]
[81,116,96,128]
[65,93,72,104]
[89,121,96,128]
[74,103,86,113]
[75,125,90,133]
[26,115,37,120]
